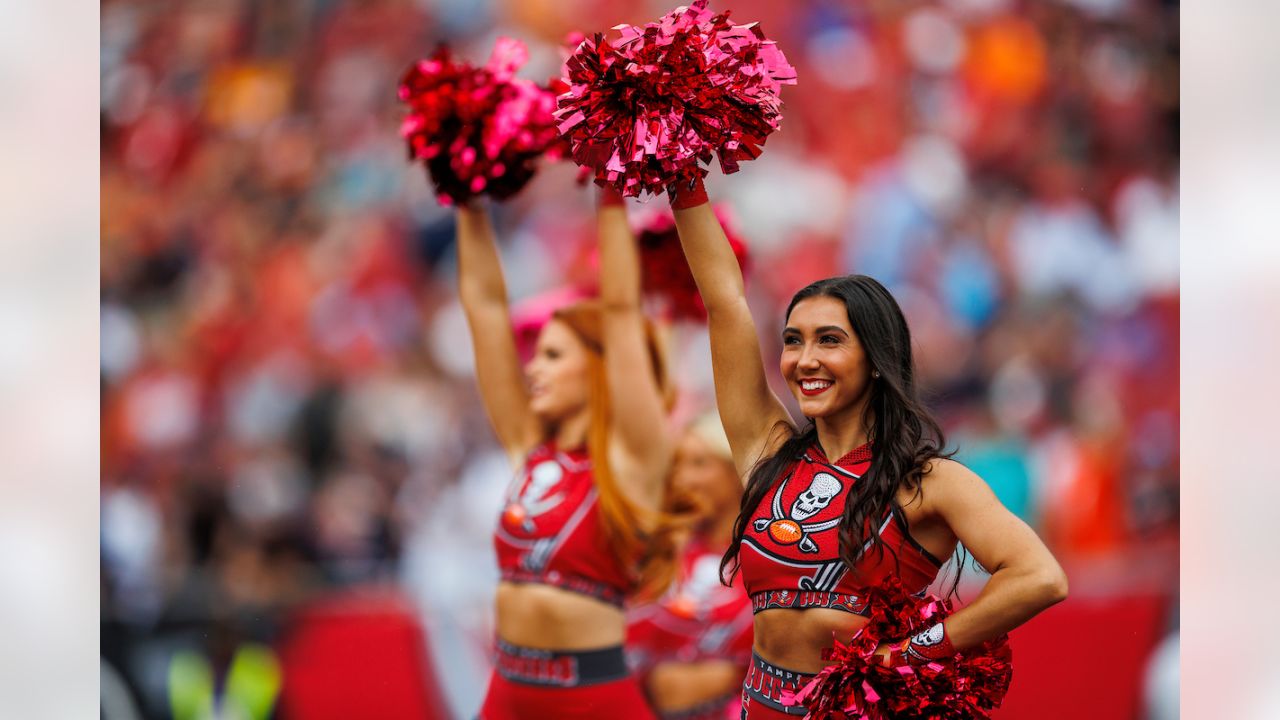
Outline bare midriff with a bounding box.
[494,581,626,650]
[753,606,871,673]
[647,660,743,712]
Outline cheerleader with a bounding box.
[628,414,754,720]
[666,179,1069,718]
[459,187,673,720]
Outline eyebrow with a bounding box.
[782,325,850,336]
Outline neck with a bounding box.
[814,401,872,462]
[552,408,592,450]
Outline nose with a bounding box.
[797,342,822,372]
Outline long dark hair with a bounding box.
[720,275,962,595]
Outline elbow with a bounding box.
[1039,568,1069,607]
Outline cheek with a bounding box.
[779,353,796,379]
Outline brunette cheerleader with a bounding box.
[667,178,1069,718]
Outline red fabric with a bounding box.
[627,536,754,673]
[740,695,800,719]
[668,177,709,210]
[479,670,657,720]
[276,590,445,720]
[739,444,941,601]
[494,443,636,601]
[903,622,957,665]
[599,185,626,207]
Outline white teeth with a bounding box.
[801,380,832,391]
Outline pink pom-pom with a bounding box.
[556,0,797,199]
[398,39,567,206]
[635,205,749,321]
[794,578,1014,720]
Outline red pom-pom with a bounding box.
[556,0,797,199]
[636,204,749,321]
[786,578,1014,719]
[398,38,566,206]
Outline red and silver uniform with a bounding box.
[739,443,943,615]
[737,443,944,719]
[480,443,656,720]
[627,535,754,674]
[493,442,636,605]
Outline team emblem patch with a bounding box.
[752,471,844,553]
[503,460,566,532]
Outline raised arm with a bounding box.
[671,181,793,478]
[455,203,540,463]
[596,188,673,507]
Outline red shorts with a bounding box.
[478,642,656,720]
[738,653,812,719]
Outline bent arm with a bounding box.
[673,200,792,477]
[455,204,540,461]
[920,461,1069,651]
[597,192,673,505]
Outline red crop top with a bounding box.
[738,443,944,615]
[493,443,636,607]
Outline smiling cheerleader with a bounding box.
[667,176,1069,719]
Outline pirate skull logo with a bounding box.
[753,472,844,553]
[503,460,565,531]
[911,623,946,647]
[791,473,842,520]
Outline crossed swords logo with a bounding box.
[502,460,565,532]
[753,471,844,553]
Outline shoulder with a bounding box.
[920,457,976,483]
[916,457,989,512]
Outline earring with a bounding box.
[872,370,881,379]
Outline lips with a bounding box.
[799,378,833,396]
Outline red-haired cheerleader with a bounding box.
[668,177,1069,719]
[459,188,675,720]
[628,414,754,720]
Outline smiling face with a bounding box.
[525,319,592,423]
[780,295,874,421]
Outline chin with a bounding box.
[529,399,556,422]
[797,397,840,419]
[794,395,825,415]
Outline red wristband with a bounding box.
[599,185,625,207]
[668,176,709,210]
[902,622,956,665]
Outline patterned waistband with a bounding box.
[750,589,870,615]
[493,640,630,688]
[500,569,627,608]
[658,690,740,720]
[740,652,813,716]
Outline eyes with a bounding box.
[783,334,842,346]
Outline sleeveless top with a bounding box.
[493,443,636,607]
[626,535,754,674]
[738,443,944,615]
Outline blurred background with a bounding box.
[99,0,1178,718]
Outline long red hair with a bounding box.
[551,301,681,600]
